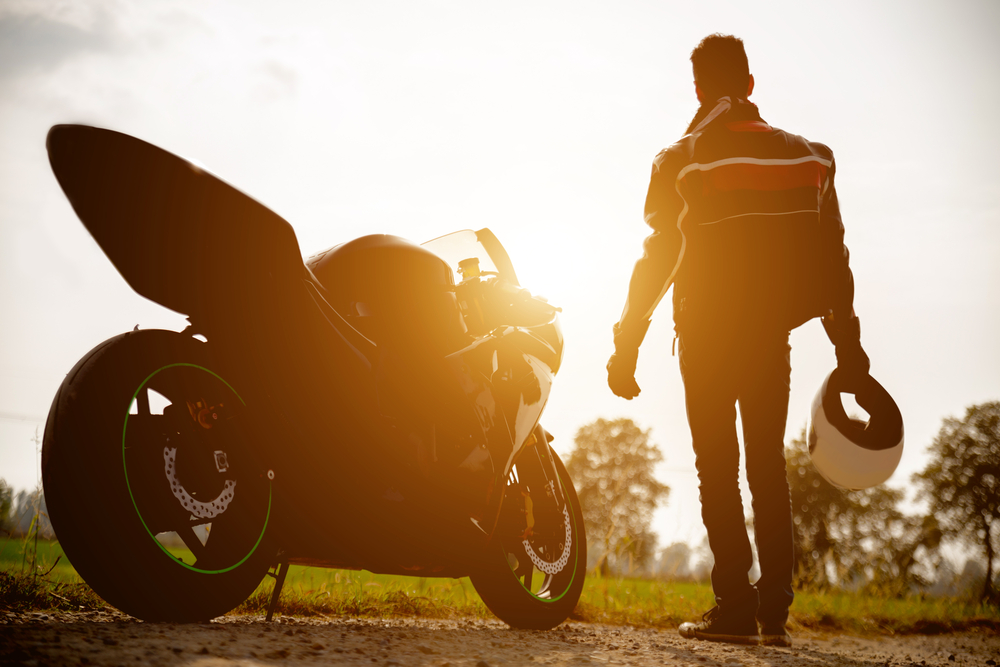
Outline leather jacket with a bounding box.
[614,97,855,352]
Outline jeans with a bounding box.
[679,323,795,625]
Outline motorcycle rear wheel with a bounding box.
[42,329,275,622]
[471,434,586,630]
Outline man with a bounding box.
[606,34,869,646]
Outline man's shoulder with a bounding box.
[652,134,699,172]
[768,125,836,161]
[651,124,836,176]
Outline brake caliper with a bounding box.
[186,398,223,430]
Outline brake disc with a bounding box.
[163,447,236,519]
[521,505,572,575]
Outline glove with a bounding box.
[822,314,870,386]
[608,319,650,400]
[607,350,641,399]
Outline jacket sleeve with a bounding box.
[819,157,856,320]
[613,151,686,353]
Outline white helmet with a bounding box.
[807,370,904,490]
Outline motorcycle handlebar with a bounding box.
[456,277,560,334]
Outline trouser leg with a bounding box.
[738,331,794,625]
[680,332,757,613]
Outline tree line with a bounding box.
[566,402,1000,603]
[0,482,54,539]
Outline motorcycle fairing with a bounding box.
[278,322,557,571]
[435,325,556,527]
[46,124,305,322]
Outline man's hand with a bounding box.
[836,338,870,386]
[607,351,641,399]
[822,314,870,386]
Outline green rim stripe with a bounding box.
[122,362,270,575]
[507,460,580,603]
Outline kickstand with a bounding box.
[265,553,289,623]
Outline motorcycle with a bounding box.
[40,124,586,629]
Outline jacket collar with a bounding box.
[691,96,762,135]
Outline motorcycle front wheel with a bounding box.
[42,329,275,622]
[471,431,586,630]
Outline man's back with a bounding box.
[645,98,849,331]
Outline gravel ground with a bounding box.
[2,611,999,666]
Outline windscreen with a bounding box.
[422,229,514,283]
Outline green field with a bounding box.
[0,536,78,582]
[2,538,997,635]
[573,577,999,635]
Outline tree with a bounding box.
[862,513,943,595]
[656,542,693,580]
[913,401,1000,603]
[565,418,669,575]
[0,479,12,535]
[9,489,53,539]
[785,430,938,592]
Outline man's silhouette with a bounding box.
[607,34,869,646]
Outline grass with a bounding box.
[570,577,1000,635]
[789,587,1000,635]
[0,536,79,582]
[234,566,492,619]
[573,577,716,627]
[0,537,105,612]
[2,537,998,635]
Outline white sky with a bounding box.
[1,0,998,549]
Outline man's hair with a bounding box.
[690,34,750,99]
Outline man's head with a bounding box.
[690,34,753,103]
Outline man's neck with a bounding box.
[684,96,758,136]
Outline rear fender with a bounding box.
[47,124,305,322]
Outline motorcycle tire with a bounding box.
[471,438,586,630]
[42,329,275,622]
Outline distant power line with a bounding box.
[0,411,47,424]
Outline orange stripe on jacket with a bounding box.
[697,161,828,193]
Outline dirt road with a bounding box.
[2,610,998,666]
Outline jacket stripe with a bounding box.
[676,155,832,180]
[700,209,819,226]
[698,160,828,193]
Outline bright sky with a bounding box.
[1,0,998,550]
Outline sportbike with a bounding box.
[41,124,585,629]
